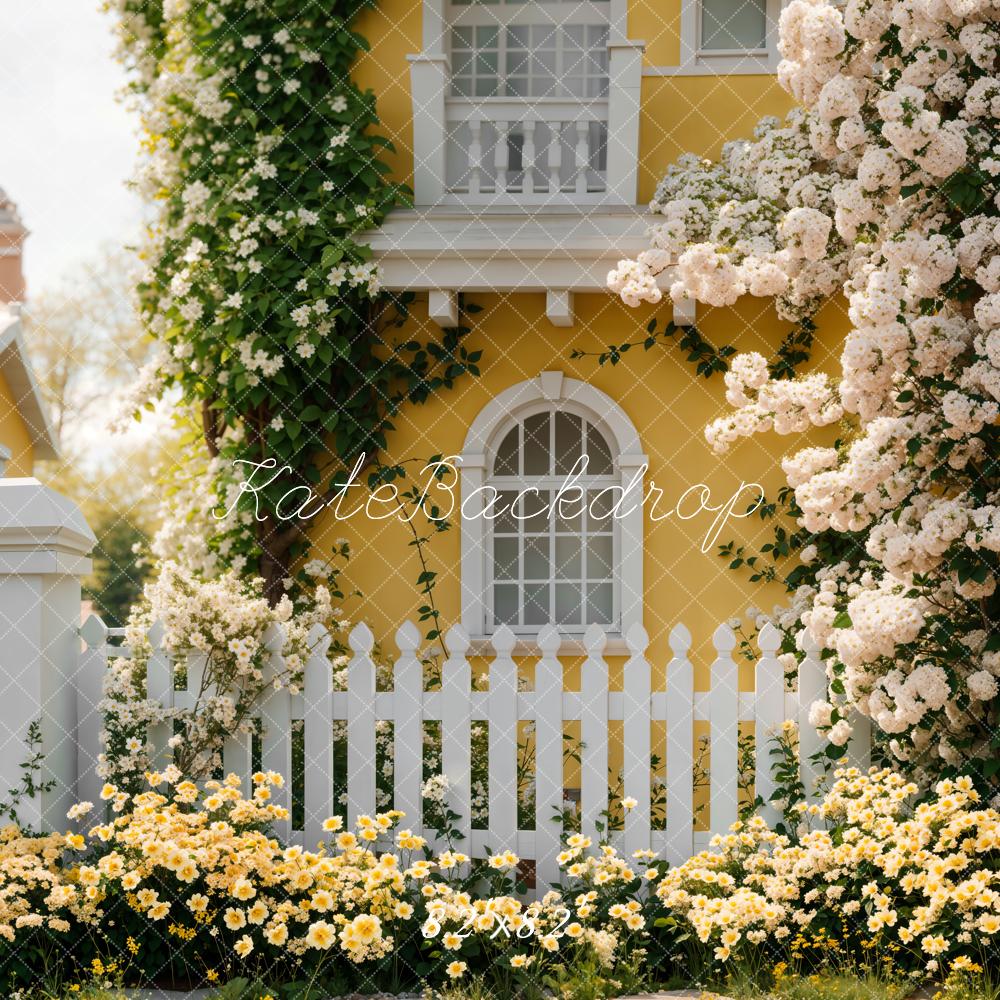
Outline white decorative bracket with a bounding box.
[427,290,459,328]
[672,295,697,327]
[546,290,574,327]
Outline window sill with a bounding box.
[643,54,779,77]
[466,634,632,657]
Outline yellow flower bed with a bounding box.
[655,769,1000,974]
[0,825,89,940]
[1,766,999,991]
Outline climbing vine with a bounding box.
[107,0,480,602]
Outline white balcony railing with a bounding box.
[444,99,608,205]
[408,41,643,208]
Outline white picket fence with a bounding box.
[75,616,869,892]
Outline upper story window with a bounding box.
[441,1,613,202]
[699,0,767,52]
[408,0,643,206]
[645,0,782,76]
[449,1,610,99]
[489,408,617,631]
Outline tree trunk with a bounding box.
[256,515,300,604]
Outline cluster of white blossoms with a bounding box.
[613,0,1000,773]
[98,561,344,787]
[607,113,846,321]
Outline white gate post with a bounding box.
[0,477,95,831]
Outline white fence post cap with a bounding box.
[0,477,95,574]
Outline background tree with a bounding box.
[25,246,163,624]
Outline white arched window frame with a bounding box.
[459,371,645,654]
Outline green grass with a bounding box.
[766,971,911,1000]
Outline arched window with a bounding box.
[460,372,645,652]
[490,407,616,630]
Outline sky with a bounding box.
[0,1,143,296]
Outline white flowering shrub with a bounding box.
[612,0,1000,781]
[99,561,548,835]
[100,561,346,788]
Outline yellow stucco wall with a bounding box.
[336,0,842,684]
[308,291,849,681]
[0,369,35,476]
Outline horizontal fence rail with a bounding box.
[77,616,870,896]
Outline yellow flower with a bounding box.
[311,889,333,912]
[350,914,382,944]
[443,932,463,950]
[265,922,289,946]
[306,920,336,949]
[446,961,467,979]
[224,908,246,931]
[137,888,159,908]
[231,878,256,901]
[187,894,209,913]
[234,935,253,958]
[176,861,198,882]
[922,935,947,955]
[322,816,343,832]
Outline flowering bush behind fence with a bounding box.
[609,0,1000,782]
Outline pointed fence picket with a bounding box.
[76,613,870,896]
[302,622,334,847]
[664,623,694,865]
[77,615,110,810]
[755,623,786,830]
